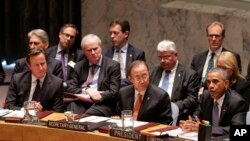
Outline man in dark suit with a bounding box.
[13,29,62,78]
[180,68,248,136]
[5,48,64,112]
[103,20,146,87]
[46,24,84,87]
[150,40,199,121]
[117,60,172,124]
[191,21,241,86]
[66,34,121,116]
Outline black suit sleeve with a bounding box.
[246,61,250,81]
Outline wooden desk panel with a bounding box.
[0,121,130,141]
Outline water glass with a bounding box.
[121,110,134,131]
[64,111,74,123]
[23,101,38,123]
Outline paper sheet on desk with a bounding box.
[107,119,148,127]
[0,109,13,117]
[153,127,197,141]
[3,110,25,118]
[78,116,110,123]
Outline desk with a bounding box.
[0,121,130,141]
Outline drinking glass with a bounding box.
[121,110,134,131]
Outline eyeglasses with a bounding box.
[207,34,223,39]
[62,32,76,40]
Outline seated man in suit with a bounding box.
[191,21,241,86]
[5,47,64,112]
[46,24,84,87]
[116,60,172,124]
[13,29,62,78]
[150,40,199,121]
[103,20,146,87]
[180,68,248,136]
[66,34,121,116]
[0,59,5,85]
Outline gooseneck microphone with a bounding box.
[169,109,189,126]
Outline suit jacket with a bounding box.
[116,84,172,124]
[191,48,241,83]
[246,61,250,81]
[5,71,64,112]
[13,56,62,78]
[46,45,84,81]
[231,76,250,104]
[67,56,121,116]
[194,89,249,136]
[150,63,199,114]
[0,62,5,84]
[103,44,146,86]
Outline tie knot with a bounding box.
[211,52,215,57]
[214,101,219,106]
[36,79,40,83]
[165,70,171,74]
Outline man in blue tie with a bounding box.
[150,40,199,122]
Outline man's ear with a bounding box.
[224,79,230,89]
[128,76,133,84]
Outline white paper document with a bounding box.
[3,110,25,118]
[78,116,110,123]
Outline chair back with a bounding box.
[171,102,179,125]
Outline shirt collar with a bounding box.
[57,44,68,54]
[115,42,128,53]
[135,89,146,97]
[165,60,178,72]
[31,74,46,84]
[209,46,223,57]
[89,55,103,67]
[214,93,225,108]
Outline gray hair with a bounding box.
[208,67,229,80]
[81,34,102,49]
[156,40,177,52]
[27,29,49,43]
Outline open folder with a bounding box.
[63,92,94,104]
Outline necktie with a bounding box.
[207,53,215,73]
[161,70,171,92]
[117,50,126,79]
[212,101,219,126]
[82,65,96,87]
[32,79,41,101]
[61,50,67,81]
[133,93,142,120]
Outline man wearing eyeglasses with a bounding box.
[46,24,84,88]
[150,40,199,123]
[191,21,241,86]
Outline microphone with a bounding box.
[169,109,188,126]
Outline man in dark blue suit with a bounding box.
[116,60,172,124]
[103,20,146,87]
[5,47,64,112]
[180,68,248,136]
[13,29,62,79]
[191,21,241,85]
[150,40,199,122]
[66,34,121,116]
[46,24,84,87]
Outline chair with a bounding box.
[246,111,250,125]
[171,102,179,126]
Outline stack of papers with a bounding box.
[3,110,25,118]
[0,109,13,117]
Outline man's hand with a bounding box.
[179,116,200,132]
[34,102,43,112]
[85,88,102,101]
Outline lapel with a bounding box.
[125,45,134,75]
[219,90,230,124]
[172,64,184,99]
[82,60,90,84]
[152,66,163,86]
[39,74,50,104]
[137,85,151,120]
[206,96,214,122]
[23,73,32,102]
[107,47,115,58]
[97,57,105,90]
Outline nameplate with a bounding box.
[109,128,147,141]
[48,120,87,131]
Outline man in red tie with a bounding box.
[116,60,172,124]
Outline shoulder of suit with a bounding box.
[128,44,145,53]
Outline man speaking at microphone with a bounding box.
[180,68,248,136]
[116,60,172,124]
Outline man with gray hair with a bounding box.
[13,29,62,78]
[150,40,199,122]
[66,34,121,116]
